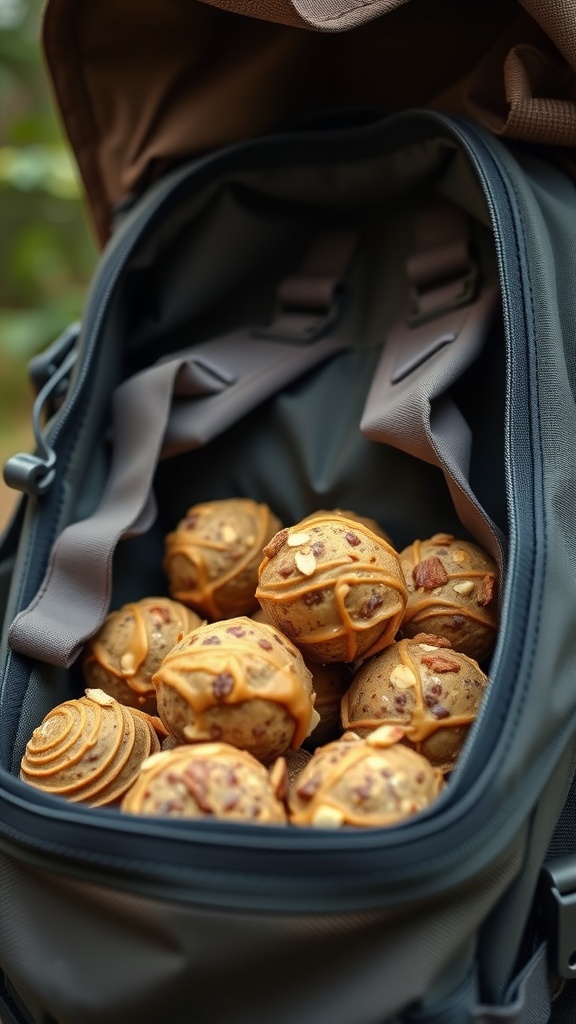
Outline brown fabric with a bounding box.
[41,0,576,246]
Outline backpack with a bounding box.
[1,2,576,1022]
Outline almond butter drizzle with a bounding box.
[402,592,497,628]
[154,631,314,748]
[165,502,274,619]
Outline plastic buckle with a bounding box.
[253,282,345,344]
[538,857,576,979]
[407,263,479,328]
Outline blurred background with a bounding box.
[0,0,96,528]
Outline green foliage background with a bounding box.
[0,0,96,518]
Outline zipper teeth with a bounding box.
[1,114,543,882]
[436,117,535,789]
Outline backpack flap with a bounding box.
[42,0,576,244]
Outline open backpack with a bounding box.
[1,1,576,1022]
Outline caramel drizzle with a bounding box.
[165,502,273,619]
[341,640,477,749]
[256,553,406,662]
[290,741,443,827]
[154,633,314,748]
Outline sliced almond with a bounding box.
[295,550,316,576]
[390,665,417,690]
[287,531,311,547]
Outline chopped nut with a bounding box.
[287,531,310,547]
[453,580,475,595]
[390,665,417,689]
[366,724,406,748]
[452,548,470,564]
[295,550,317,576]
[421,653,461,673]
[220,524,238,543]
[478,572,497,607]
[430,533,454,545]
[311,804,346,827]
[413,556,449,590]
[119,652,136,675]
[413,633,452,648]
[263,529,288,559]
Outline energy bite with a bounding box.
[121,742,288,824]
[256,513,407,663]
[341,635,488,773]
[20,689,161,807]
[153,616,319,763]
[289,726,444,828]
[399,533,498,661]
[163,498,282,620]
[83,596,202,714]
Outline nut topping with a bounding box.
[295,550,317,576]
[412,556,449,590]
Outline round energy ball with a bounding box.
[341,635,488,773]
[153,616,319,763]
[20,689,161,807]
[288,727,444,828]
[399,533,499,661]
[121,742,288,824]
[163,498,282,620]
[82,596,202,715]
[255,514,407,663]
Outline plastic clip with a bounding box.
[539,857,576,979]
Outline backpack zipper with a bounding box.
[0,112,552,911]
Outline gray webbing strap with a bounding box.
[8,332,348,668]
[360,204,504,566]
[473,942,551,1023]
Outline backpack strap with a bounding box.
[360,204,505,566]
[8,234,355,668]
